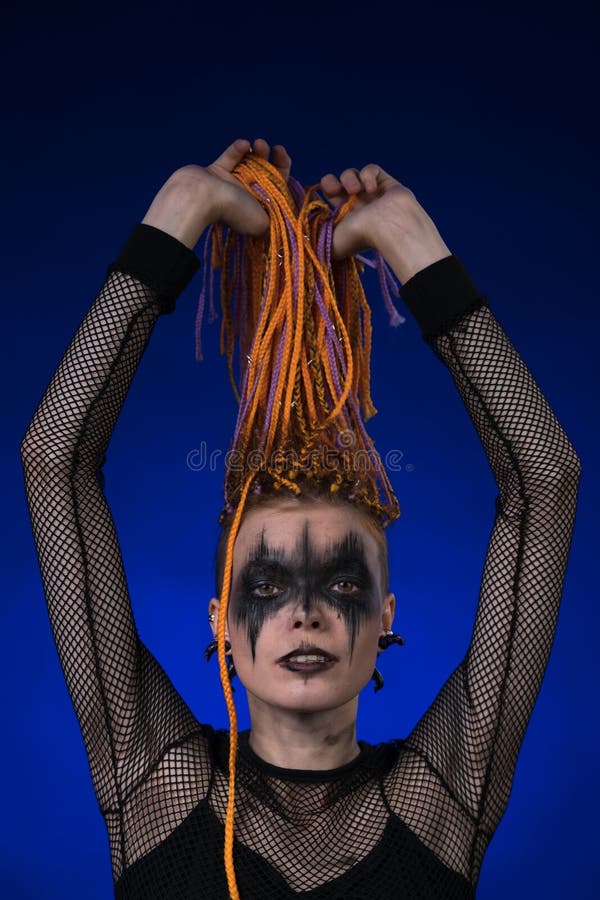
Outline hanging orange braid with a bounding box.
[194,150,405,899]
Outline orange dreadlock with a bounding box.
[194,151,404,899]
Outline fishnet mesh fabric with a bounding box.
[20,265,580,899]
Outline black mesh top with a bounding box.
[20,223,581,899]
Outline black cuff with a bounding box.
[399,254,488,341]
[106,223,201,315]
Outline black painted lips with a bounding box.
[276,644,339,663]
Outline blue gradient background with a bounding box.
[3,2,597,898]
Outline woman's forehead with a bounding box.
[233,502,379,569]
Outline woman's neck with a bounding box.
[246,695,361,771]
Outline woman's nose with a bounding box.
[293,616,322,630]
[291,598,326,630]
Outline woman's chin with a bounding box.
[250,682,359,715]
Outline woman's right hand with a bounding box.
[142,139,292,249]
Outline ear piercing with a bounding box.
[204,638,237,690]
[378,629,406,651]
[372,629,406,692]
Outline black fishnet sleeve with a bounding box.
[395,255,581,883]
[19,224,207,845]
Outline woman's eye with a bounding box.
[248,580,361,598]
[251,583,281,598]
[330,580,360,594]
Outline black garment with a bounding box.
[20,224,581,899]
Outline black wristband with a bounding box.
[399,254,488,342]
[106,223,201,315]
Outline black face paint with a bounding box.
[230,521,380,660]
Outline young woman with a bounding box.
[20,138,581,899]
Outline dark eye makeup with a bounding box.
[231,524,379,659]
[248,577,363,599]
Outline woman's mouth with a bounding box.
[277,646,338,673]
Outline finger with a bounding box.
[252,137,270,158]
[340,165,385,194]
[360,163,407,194]
[320,173,347,206]
[272,144,292,181]
[339,168,364,193]
[359,164,382,193]
[212,138,252,172]
[252,138,292,182]
[321,173,341,193]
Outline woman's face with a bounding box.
[209,500,395,714]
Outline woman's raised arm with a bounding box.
[398,257,580,881]
[373,193,580,883]
[19,139,294,880]
[19,189,206,815]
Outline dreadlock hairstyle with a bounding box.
[194,150,405,899]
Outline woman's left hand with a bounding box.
[320,164,451,279]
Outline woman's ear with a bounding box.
[208,597,231,643]
[208,597,220,638]
[381,592,396,632]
